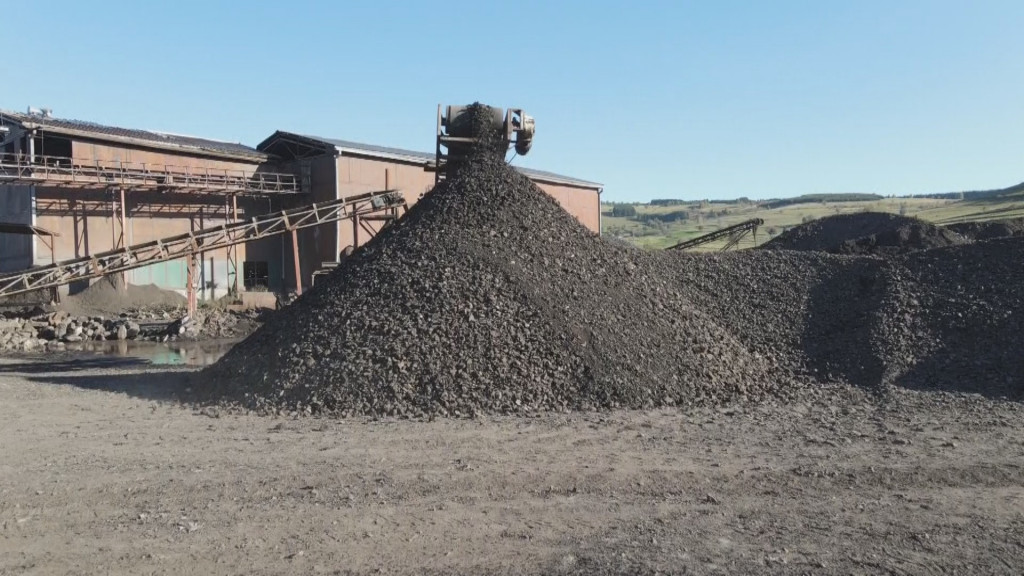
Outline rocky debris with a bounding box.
[762,212,969,255]
[0,317,52,351]
[169,308,263,341]
[0,306,262,351]
[944,217,1024,241]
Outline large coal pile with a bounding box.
[200,150,796,417]
[200,110,1024,415]
[762,212,968,255]
[945,217,1024,241]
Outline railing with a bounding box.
[0,153,302,194]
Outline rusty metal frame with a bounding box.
[0,223,59,265]
[0,189,405,299]
[0,153,301,195]
[35,195,231,219]
[665,219,765,252]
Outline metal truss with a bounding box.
[0,189,405,298]
[0,154,301,195]
[666,218,764,251]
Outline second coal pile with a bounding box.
[201,153,794,417]
[762,212,968,255]
[944,217,1024,241]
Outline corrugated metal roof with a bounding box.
[0,110,265,161]
[298,134,602,190]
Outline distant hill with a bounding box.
[913,181,1024,200]
[760,193,883,209]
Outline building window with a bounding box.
[243,261,270,290]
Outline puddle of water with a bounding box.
[61,338,241,367]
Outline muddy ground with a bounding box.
[1,356,1022,575]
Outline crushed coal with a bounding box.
[762,212,968,255]
[200,147,800,417]
[882,239,1024,397]
[63,276,186,315]
[944,217,1024,241]
[199,138,1024,416]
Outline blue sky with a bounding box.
[3,0,1023,201]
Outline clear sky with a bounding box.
[3,0,1022,201]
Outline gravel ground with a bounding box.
[2,357,1023,575]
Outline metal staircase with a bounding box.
[666,219,764,251]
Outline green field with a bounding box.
[602,188,1024,250]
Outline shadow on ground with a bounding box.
[0,356,151,374]
[25,369,194,402]
[0,356,196,403]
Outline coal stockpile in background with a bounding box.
[945,217,1024,241]
[200,150,797,417]
[666,237,1024,400]
[665,250,895,387]
[883,239,1024,398]
[63,276,186,315]
[762,212,968,255]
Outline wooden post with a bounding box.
[114,188,127,291]
[229,194,240,295]
[291,228,302,296]
[186,255,197,315]
[197,206,205,300]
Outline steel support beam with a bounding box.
[0,154,301,195]
[229,194,239,295]
[0,189,405,298]
[291,229,302,296]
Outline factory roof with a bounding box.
[0,110,266,162]
[258,131,603,190]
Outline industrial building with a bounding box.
[0,108,602,299]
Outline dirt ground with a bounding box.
[1,356,1023,575]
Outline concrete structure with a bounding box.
[0,109,602,298]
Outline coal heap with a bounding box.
[200,150,796,417]
[882,239,1024,397]
[666,250,894,387]
[763,212,968,255]
[945,217,1024,241]
[201,122,1024,416]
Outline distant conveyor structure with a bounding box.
[666,218,764,251]
[0,190,406,304]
